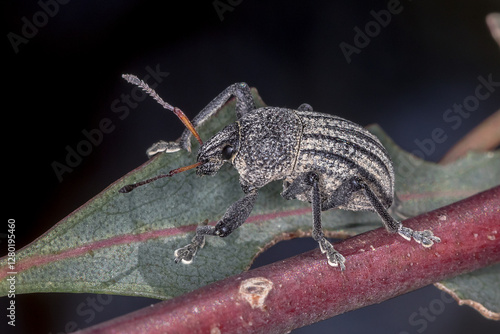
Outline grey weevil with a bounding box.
[119,75,441,270]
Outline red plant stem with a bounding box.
[76,186,500,334]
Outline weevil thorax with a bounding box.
[232,107,302,189]
[196,123,240,176]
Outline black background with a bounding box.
[2,0,500,333]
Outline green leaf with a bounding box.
[1,89,499,313]
[436,264,500,320]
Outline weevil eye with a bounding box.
[221,145,234,160]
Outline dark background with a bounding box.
[2,0,500,333]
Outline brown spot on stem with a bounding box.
[239,277,274,311]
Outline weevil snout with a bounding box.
[195,123,240,176]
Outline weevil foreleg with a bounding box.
[355,178,441,247]
[148,82,255,156]
[174,188,258,264]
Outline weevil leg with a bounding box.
[281,172,316,200]
[148,82,255,155]
[174,189,258,264]
[282,172,346,269]
[146,140,182,158]
[354,178,441,247]
[173,224,212,264]
[179,83,255,151]
[310,173,346,270]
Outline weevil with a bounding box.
[119,75,441,270]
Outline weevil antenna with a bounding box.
[122,74,203,146]
[119,161,202,193]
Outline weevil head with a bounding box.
[196,123,240,176]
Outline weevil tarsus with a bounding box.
[174,189,259,264]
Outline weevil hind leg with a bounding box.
[355,178,441,247]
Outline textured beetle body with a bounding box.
[120,79,440,270]
[233,107,302,189]
[287,110,394,211]
[229,107,394,213]
[203,107,394,211]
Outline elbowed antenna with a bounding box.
[119,161,202,193]
[119,74,205,193]
[121,74,203,146]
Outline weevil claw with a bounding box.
[398,226,441,247]
[174,244,197,264]
[146,140,182,157]
[320,240,346,271]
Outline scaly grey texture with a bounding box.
[120,78,441,269]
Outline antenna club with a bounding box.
[121,72,203,146]
[118,162,202,194]
[122,74,141,86]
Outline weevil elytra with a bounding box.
[119,75,441,270]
